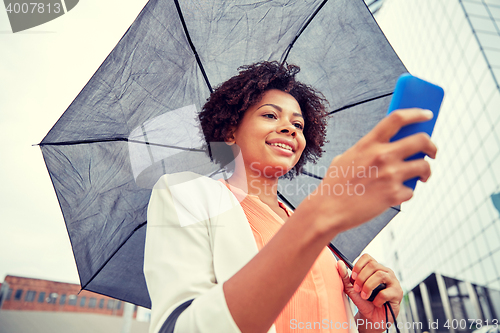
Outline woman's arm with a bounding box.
[223,109,436,332]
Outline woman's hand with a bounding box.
[337,254,403,333]
[310,108,437,235]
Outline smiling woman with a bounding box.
[143,61,436,333]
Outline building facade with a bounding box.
[368,0,500,332]
[0,275,129,316]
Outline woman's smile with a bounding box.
[266,139,296,156]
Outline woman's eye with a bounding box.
[264,114,277,119]
[294,123,304,130]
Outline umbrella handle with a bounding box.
[367,283,387,302]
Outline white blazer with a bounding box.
[144,172,356,333]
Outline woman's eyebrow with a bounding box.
[257,103,303,118]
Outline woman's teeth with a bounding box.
[269,142,293,151]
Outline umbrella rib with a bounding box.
[329,92,394,115]
[278,191,296,210]
[80,221,147,291]
[141,124,156,167]
[327,243,354,270]
[173,0,213,94]
[207,167,225,178]
[300,171,400,212]
[365,0,381,7]
[301,170,323,180]
[38,137,205,152]
[280,0,329,64]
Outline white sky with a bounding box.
[0,0,149,284]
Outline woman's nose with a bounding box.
[279,124,296,137]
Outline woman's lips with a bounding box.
[268,142,293,151]
[267,142,294,156]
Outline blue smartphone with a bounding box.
[387,74,445,189]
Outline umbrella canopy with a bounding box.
[40,0,406,308]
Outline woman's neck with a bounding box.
[227,165,281,209]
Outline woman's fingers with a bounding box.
[366,108,434,143]
[365,124,437,189]
[351,253,373,278]
[337,261,352,288]
[376,158,432,189]
[366,284,402,308]
[400,158,433,183]
[351,254,403,307]
[351,254,382,292]
[389,132,438,160]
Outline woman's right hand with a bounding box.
[310,108,437,234]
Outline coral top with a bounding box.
[222,181,350,333]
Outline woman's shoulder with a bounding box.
[153,171,222,190]
[151,172,240,225]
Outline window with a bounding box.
[47,293,58,304]
[59,294,66,305]
[116,301,122,310]
[492,192,500,215]
[38,292,46,303]
[79,296,86,307]
[6,288,13,300]
[14,289,23,301]
[107,299,115,309]
[88,297,96,308]
[68,295,77,306]
[24,290,36,302]
[98,299,104,309]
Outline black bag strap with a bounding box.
[159,299,194,333]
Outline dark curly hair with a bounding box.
[199,61,329,178]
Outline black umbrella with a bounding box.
[39,0,406,308]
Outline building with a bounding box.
[0,275,127,316]
[0,275,150,333]
[367,0,500,332]
[404,273,500,333]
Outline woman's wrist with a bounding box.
[355,311,387,333]
[292,190,345,244]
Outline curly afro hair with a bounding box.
[199,61,329,178]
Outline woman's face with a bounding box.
[230,89,306,178]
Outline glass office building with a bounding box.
[367,0,500,331]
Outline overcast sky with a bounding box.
[0,0,150,284]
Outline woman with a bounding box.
[144,61,436,333]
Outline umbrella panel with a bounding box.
[41,142,151,298]
[85,224,151,308]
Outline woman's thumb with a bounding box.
[337,261,352,287]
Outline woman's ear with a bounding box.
[225,127,236,146]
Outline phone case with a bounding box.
[387,74,444,189]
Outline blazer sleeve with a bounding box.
[144,174,242,333]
